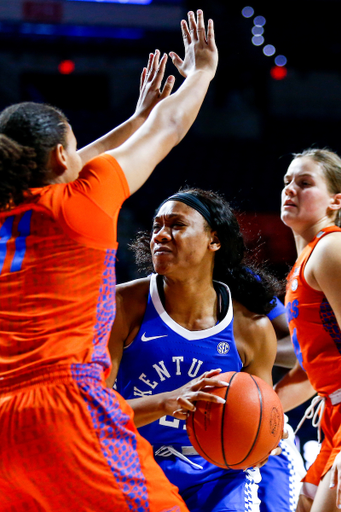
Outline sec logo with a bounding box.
[291,279,298,291]
[217,342,230,354]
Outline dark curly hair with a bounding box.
[130,187,281,315]
[0,102,68,210]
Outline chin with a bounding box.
[281,211,294,228]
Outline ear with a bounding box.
[208,231,221,252]
[329,193,341,212]
[49,143,68,176]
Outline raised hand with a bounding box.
[135,50,175,120]
[169,9,218,80]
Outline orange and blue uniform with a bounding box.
[286,226,341,499]
[0,154,188,512]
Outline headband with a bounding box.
[157,192,213,227]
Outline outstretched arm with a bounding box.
[274,360,316,411]
[110,9,218,194]
[77,50,175,166]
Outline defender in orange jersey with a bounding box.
[0,10,218,511]
[275,149,341,512]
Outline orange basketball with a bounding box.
[186,371,284,470]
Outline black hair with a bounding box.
[0,102,68,210]
[130,187,281,315]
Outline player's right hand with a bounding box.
[165,368,229,420]
[169,10,218,81]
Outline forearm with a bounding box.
[275,335,297,369]
[77,113,146,167]
[274,364,316,411]
[128,393,172,428]
[158,69,212,145]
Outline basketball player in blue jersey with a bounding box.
[107,188,283,512]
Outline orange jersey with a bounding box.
[0,153,130,379]
[286,226,341,395]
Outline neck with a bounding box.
[293,218,336,255]
[159,274,218,331]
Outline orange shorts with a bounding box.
[301,400,341,499]
[0,363,188,512]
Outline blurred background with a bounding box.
[1,0,339,465]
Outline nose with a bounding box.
[284,179,296,196]
[153,224,171,242]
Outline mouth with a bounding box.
[283,201,297,208]
[153,246,172,255]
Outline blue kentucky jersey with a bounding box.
[116,273,243,448]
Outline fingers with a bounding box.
[191,376,229,392]
[181,18,191,46]
[270,446,282,456]
[160,75,175,99]
[281,428,289,440]
[169,51,186,77]
[196,9,207,43]
[140,67,147,91]
[330,466,336,489]
[255,456,269,468]
[206,18,215,49]
[187,11,197,41]
[177,390,226,411]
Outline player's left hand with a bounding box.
[329,450,341,508]
[134,50,175,121]
[254,428,288,468]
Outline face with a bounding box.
[150,200,217,277]
[62,124,83,182]
[281,156,338,231]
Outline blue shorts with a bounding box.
[258,438,305,512]
[155,451,261,512]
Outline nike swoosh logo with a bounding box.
[141,333,168,342]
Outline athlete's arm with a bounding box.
[106,278,150,388]
[308,232,341,330]
[234,301,277,387]
[271,312,297,368]
[274,360,316,411]
[109,10,218,195]
[127,369,229,429]
[78,51,175,167]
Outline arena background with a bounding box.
[1,0,339,469]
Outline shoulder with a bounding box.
[116,276,150,315]
[233,299,277,384]
[233,300,273,337]
[308,230,341,291]
[310,231,341,275]
[314,230,341,257]
[233,299,276,359]
[110,277,150,349]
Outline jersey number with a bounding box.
[159,416,186,430]
[0,210,32,275]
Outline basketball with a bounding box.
[186,371,284,470]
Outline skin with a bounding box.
[107,201,279,464]
[43,10,218,197]
[272,312,297,369]
[276,156,341,511]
